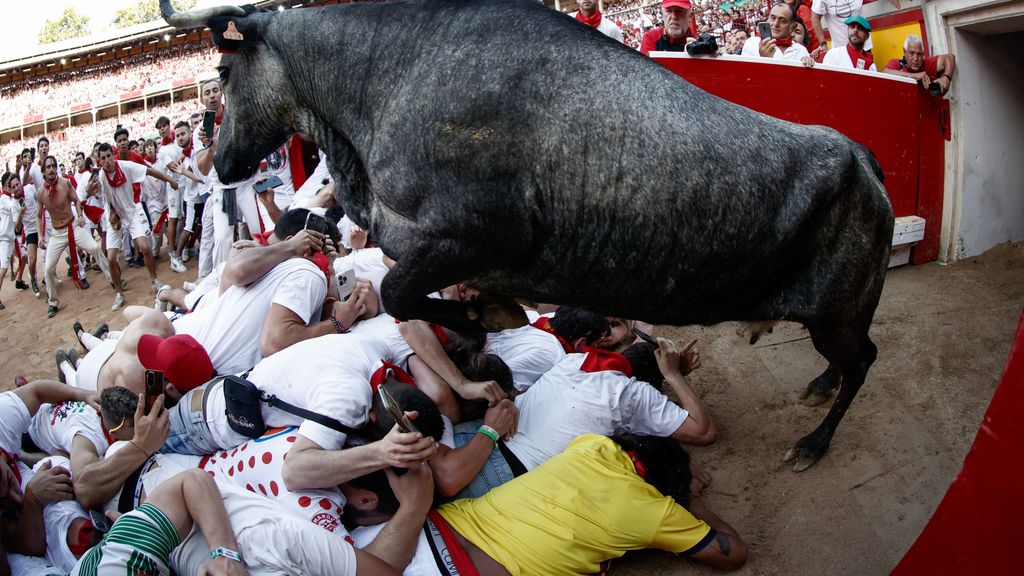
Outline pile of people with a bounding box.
[0,92,750,569]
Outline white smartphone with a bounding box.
[337,268,356,300]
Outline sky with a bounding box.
[2,0,246,60]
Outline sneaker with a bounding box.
[47,305,58,318]
[66,347,81,369]
[94,323,109,339]
[55,348,68,383]
[183,281,198,292]
[14,280,28,290]
[111,292,126,311]
[73,320,85,345]
[79,277,90,290]
[181,248,192,262]
[170,256,187,274]
[32,279,40,297]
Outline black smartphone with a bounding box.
[633,327,659,348]
[144,370,164,414]
[202,110,216,139]
[304,211,329,236]
[253,175,283,194]
[89,509,112,533]
[757,21,771,40]
[379,384,418,434]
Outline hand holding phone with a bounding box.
[254,175,283,194]
[144,370,165,415]
[634,327,660,348]
[303,212,329,251]
[757,21,771,40]
[379,383,418,434]
[337,268,356,300]
[202,110,217,141]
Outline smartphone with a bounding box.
[144,370,164,414]
[379,383,418,434]
[633,327,660,348]
[202,110,216,139]
[89,509,112,533]
[253,175,283,194]
[304,211,329,237]
[757,21,771,40]
[337,268,356,300]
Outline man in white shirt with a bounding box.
[157,122,188,273]
[89,143,179,310]
[571,0,624,43]
[810,14,876,71]
[811,0,870,50]
[741,3,809,62]
[0,173,24,309]
[9,165,41,297]
[140,139,169,261]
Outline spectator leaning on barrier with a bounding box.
[741,3,808,62]
[640,0,695,56]
[882,34,956,95]
[820,15,874,70]
[571,0,624,43]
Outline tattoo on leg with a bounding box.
[715,532,732,556]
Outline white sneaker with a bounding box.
[181,249,191,263]
[182,282,198,292]
[170,256,187,273]
[111,292,126,311]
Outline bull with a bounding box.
[160,0,894,471]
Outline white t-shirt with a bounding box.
[484,325,566,392]
[238,333,392,451]
[349,313,415,369]
[0,391,31,455]
[334,247,390,308]
[157,142,186,191]
[0,194,16,241]
[181,154,209,203]
[504,352,688,471]
[98,160,147,220]
[26,163,45,193]
[37,456,87,573]
[822,45,877,71]
[571,11,624,42]
[173,257,327,374]
[740,35,810,61]
[292,149,331,208]
[140,157,167,214]
[811,0,871,49]
[28,401,109,457]
[201,427,350,537]
[21,184,39,235]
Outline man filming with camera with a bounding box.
[741,3,809,62]
[641,0,719,57]
[882,34,956,96]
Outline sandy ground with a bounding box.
[0,241,1021,575]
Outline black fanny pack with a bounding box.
[222,374,358,439]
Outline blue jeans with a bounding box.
[449,419,517,501]
[161,385,220,455]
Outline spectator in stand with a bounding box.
[742,3,808,62]
[811,0,869,50]
[792,18,809,49]
[729,29,749,54]
[805,15,875,70]
[640,0,695,56]
[882,35,956,95]
[793,0,821,51]
[571,0,624,43]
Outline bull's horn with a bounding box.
[160,0,247,29]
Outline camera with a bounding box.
[927,81,942,96]
[686,34,719,56]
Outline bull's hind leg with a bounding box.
[784,330,878,472]
[800,364,842,407]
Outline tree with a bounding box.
[38,7,91,45]
[114,0,199,29]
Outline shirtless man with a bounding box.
[37,156,112,319]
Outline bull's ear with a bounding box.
[208,6,267,53]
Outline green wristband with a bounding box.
[477,425,499,448]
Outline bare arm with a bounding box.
[657,338,717,445]
[936,53,955,76]
[811,12,825,49]
[686,497,749,570]
[259,303,342,357]
[256,190,283,224]
[282,430,437,492]
[196,145,215,176]
[428,399,518,497]
[3,461,75,556]
[13,379,97,416]
[399,321,505,405]
[145,166,178,189]
[361,466,434,572]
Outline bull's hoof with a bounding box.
[799,388,833,407]
[783,432,831,472]
[800,368,840,407]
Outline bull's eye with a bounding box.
[217,66,230,84]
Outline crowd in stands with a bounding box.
[1,43,216,122]
[607,0,767,50]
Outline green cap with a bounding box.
[844,14,871,32]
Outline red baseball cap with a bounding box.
[137,334,215,393]
[663,0,692,9]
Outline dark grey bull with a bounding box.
[161,0,894,471]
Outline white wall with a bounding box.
[952,30,1024,258]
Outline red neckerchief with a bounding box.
[69,522,99,557]
[306,252,332,284]
[846,44,874,70]
[145,153,157,166]
[774,36,793,48]
[161,136,173,146]
[181,143,193,158]
[0,447,23,487]
[253,230,273,246]
[626,450,648,479]
[369,361,415,394]
[43,177,60,198]
[579,345,633,377]
[531,316,574,353]
[576,9,603,28]
[64,173,78,189]
[663,28,688,46]
[104,162,127,188]
[77,166,89,174]
[1,190,10,198]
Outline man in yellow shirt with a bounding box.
[344,434,747,575]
